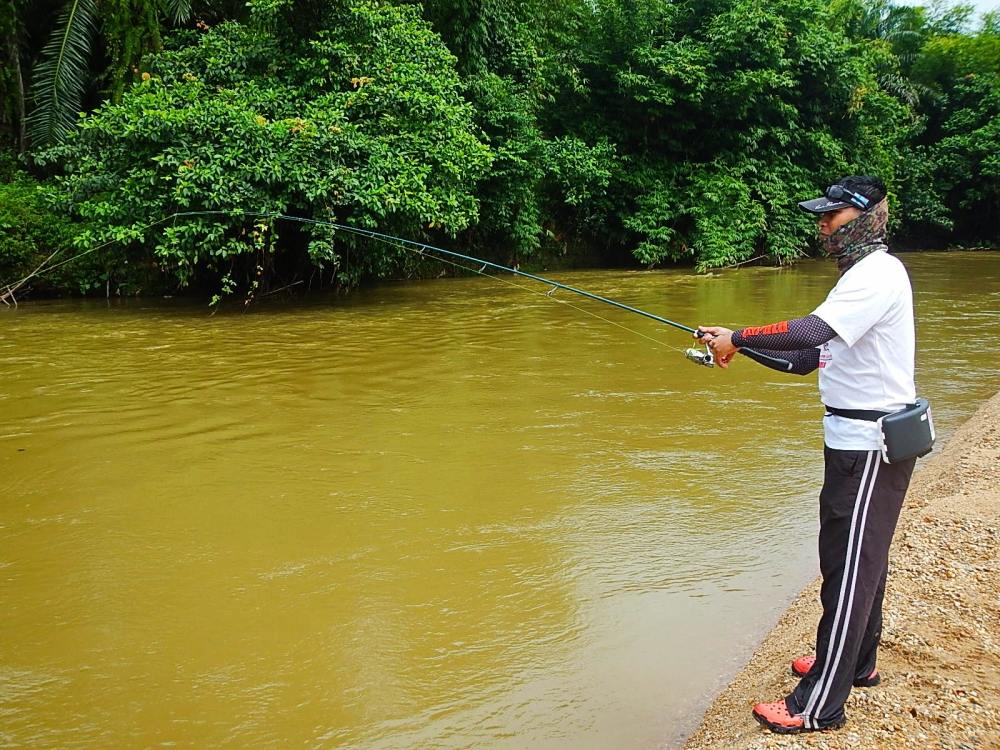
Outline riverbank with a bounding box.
[681,391,1000,750]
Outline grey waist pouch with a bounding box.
[877,398,935,464]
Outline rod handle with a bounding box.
[742,348,795,371]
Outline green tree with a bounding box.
[0,0,27,150]
[545,0,911,269]
[892,4,1000,243]
[25,0,194,147]
[36,0,492,297]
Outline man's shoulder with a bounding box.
[843,250,909,286]
[869,249,906,270]
[861,248,905,270]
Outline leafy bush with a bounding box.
[542,0,913,269]
[462,71,544,258]
[930,75,1000,242]
[540,136,616,231]
[12,0,998,298]
[0,168,90,296]
[35,0,492,297]
[896,17,1000,245]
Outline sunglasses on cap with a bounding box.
[825,185,871,210]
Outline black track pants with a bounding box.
[788,447,915,729]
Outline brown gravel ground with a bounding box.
[681,392,1000,750]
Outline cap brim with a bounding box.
[798,197,851,214]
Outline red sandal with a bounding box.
[751,700,805,734]
[752,699,847,734]
[791,655,881,687]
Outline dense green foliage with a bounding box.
[1,0,998,299]
[0,157,92,294]
[898,10,1000,243]
[558,0,917,267]
[34,0,491,296]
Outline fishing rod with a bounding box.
[3,209,793,371]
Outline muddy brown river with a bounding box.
[1,251,997,749]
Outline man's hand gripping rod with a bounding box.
[685,331,794,371]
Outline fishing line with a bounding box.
[3,210,679,352]
[0,214,185,303]
[350,226,687,354]
[2,209,792,369]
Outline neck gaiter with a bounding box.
[823,199,889,274]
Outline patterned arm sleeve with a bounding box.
[731,314,836,351]
[738,346,820,375]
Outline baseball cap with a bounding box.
[797,175,887,214]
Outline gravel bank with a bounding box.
[681,392,1000,750]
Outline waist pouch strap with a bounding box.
[824,406,890,422]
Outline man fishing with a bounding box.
[696,176,919,734]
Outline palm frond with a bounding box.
[162,0,192,25]
[25,0,98,148]
[877,71,936,108]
